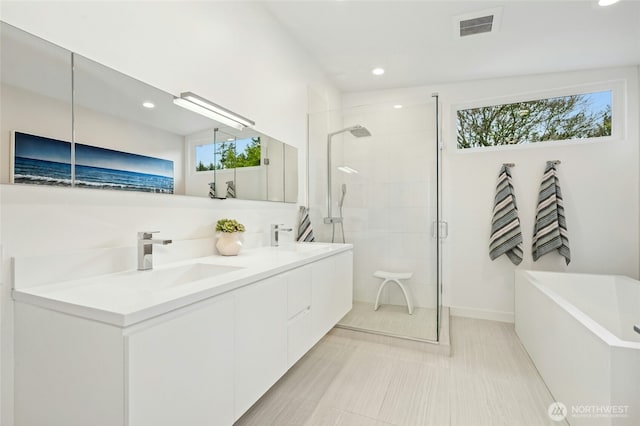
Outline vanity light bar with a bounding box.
[173,92,255,130]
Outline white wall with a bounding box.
[0,2,338,424]
[342,66,640,323]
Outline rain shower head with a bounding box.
[348,125,371,138]
[328,125,372,139]
[325,124,371,225]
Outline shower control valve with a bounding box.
[324,217,343,224]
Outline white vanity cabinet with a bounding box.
[13,248,353,426]
[285,264,314,366]
[127,294,235,426]
[15,294,237,426]
[234,275,288,419]
[312,250,354,341]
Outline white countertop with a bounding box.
[13,242,352,327]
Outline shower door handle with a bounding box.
[432,221,448,239]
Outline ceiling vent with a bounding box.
[460,15,494,37]
[453,7,502,39]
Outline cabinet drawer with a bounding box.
[286,265,312,318]
[288,306,314,366]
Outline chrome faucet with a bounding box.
[137,231,172,271]
[271,224,293,247]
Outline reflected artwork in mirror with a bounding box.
[11,132,72,186]
[75,144,174,193]
[0,21,298,203]
[11,131,174,193]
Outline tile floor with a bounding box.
[338,301,437,342]
[235,316,561,426]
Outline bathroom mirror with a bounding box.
[0,21,73,185]
[0,21,298,203]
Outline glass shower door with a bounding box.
[308,98,441,342]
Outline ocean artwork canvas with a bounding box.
[75,144,174,193]
[12,131,72,186]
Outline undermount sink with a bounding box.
[112,263,244,291]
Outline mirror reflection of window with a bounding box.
[212,129,236,170]
[232,137,261,169]
[195,144,215,171]
[213,138,236,170]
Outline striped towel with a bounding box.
[532,162,570,264]
[297,206,315,242]
[226,180,236,198]
[489,165,523,265]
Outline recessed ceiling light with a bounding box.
[227,138,234,141]
[142,101,155,109]
[598,0,619,5]
[393,104,403,109]
[371,67,385,76]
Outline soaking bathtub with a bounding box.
[515,270,640,426]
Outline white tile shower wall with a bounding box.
[343,66,640,322]
[310,103,438,309]
[307,99,344,244]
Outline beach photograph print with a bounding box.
[75,144,174,194]
[12,131,72,186]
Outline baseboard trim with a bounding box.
[449,305,514,323]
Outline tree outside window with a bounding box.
[457,91,612,149]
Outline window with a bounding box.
[194,137,261,172]
[457,90,612,149]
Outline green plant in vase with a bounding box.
[215,218,245,256]
[216,218,246,233]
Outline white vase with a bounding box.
[216,232,243,256]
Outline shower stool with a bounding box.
[373,270,413,315]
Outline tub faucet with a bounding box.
[138,231,172,271]
[271,224,293,247]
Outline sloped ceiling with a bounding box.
[265,1,640,92]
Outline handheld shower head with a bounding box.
[339,183,347,208]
